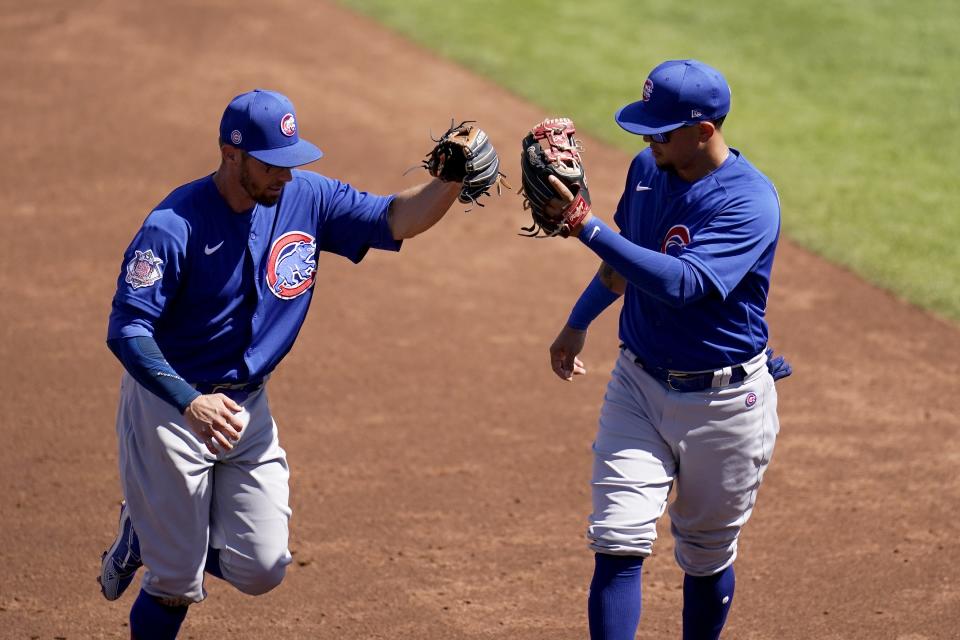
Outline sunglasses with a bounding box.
[648,123,696,144]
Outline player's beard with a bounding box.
[653,157,675,173]
[239,160,284,206]
[650,148,676,174]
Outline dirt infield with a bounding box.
[2,2,959,638]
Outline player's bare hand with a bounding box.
[550,323,588,381]
[546,175,593,236]
[183,394,245,455]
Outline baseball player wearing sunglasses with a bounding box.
[545,59,788,639]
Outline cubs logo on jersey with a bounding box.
[267,231,317,299]
[661,224,691,256]
[125,249,164,289]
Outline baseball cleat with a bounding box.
[98,501,142,601]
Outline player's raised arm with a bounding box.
[386,178,462,239]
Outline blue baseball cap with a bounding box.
[615,59,731,135]
[219,89,323,168]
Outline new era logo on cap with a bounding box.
[219,89,322,168]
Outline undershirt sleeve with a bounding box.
[577,217,714,307]
[107,335,200,413]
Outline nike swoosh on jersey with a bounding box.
[204,241,225,255]
[636,183,652,191]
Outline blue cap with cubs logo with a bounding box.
[219,89,323,168]
[615,59,731,135]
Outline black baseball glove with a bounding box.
[519,117,592,237]
[423,120,508,207]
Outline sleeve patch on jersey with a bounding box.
[125,249,164,289]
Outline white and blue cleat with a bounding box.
[98,501,142,600]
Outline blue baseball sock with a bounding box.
[130,589,188,639]
[682,566,735,640]
[587,553,644,640]
[204,547,224,580]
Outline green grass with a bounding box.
[339,0,960,322]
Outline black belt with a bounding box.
[621,346,747,392]
[192,380,265,401]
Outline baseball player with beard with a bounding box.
[98,89,502,638]
[543,60,789,639]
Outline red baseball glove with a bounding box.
[519,118,591,237]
